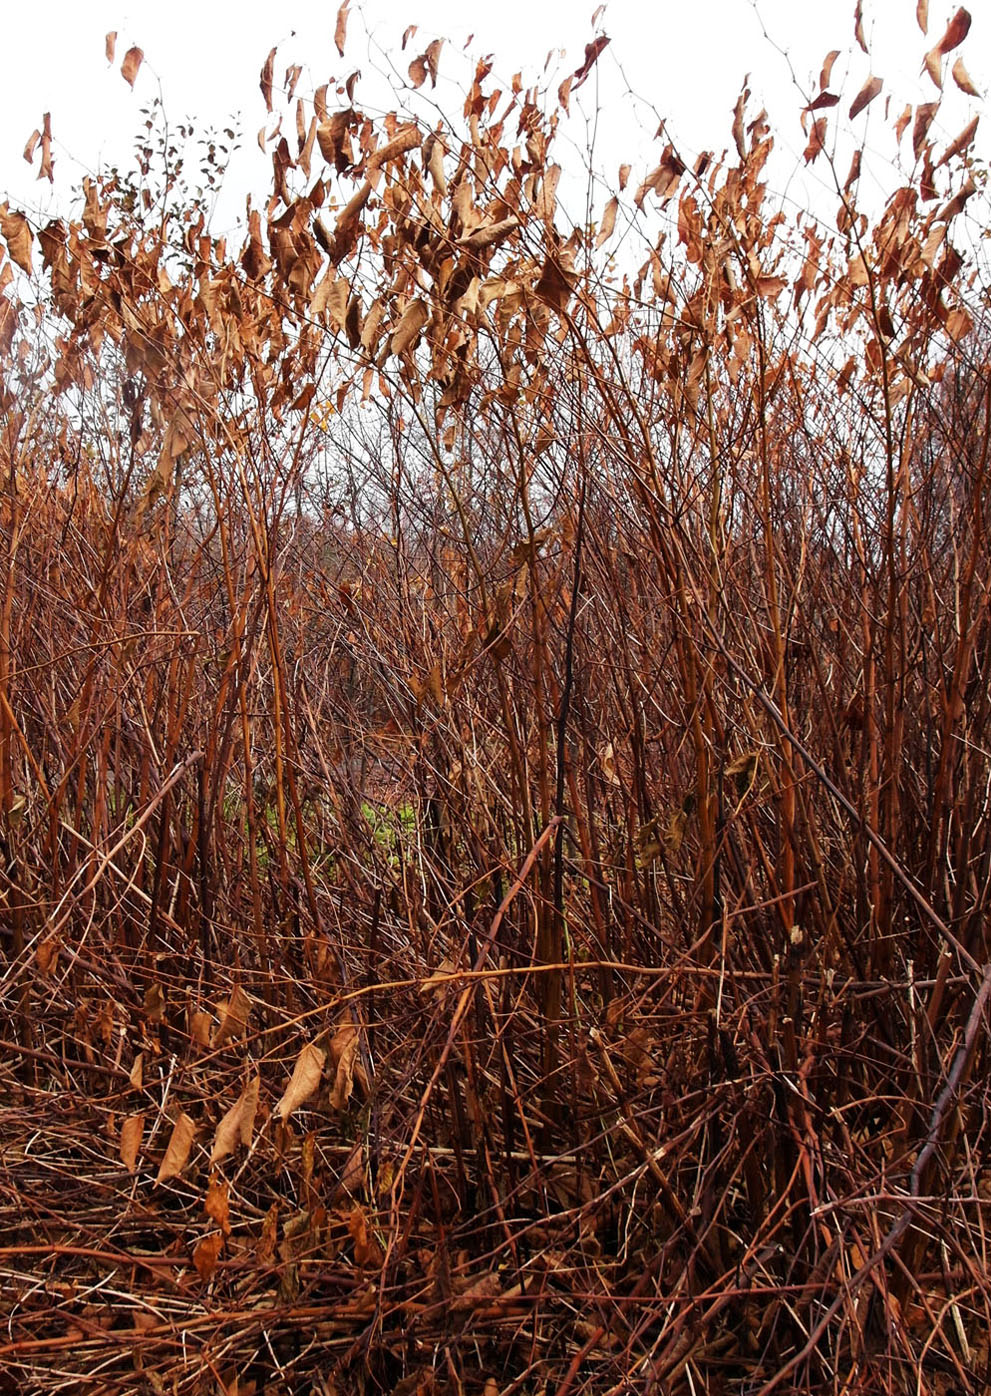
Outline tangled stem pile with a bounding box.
[2,9,991,1394]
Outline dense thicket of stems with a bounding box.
[1,14,990,1393]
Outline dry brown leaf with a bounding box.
[665,809,688,854]
[0,209,33,275]
[923,47,943,90]
[917,0,928,33]
[534,256,574,315]
[143,980,166,1023]
[121,46,144,89]
[946,307,973,341]
[340,1142,365,1195]
[939,114,980,165]
[425,38,444,87]
[409,54,428,88]
[328,1023,361,1111]
[204,1176,231,1234]
[349,1205,383,1267]
[38,113,53,183]
[951,57,980,96]
[850,75,883,119]
[213,984,251,1047]
[120,1114,144,1172]
[335,1,350,57]
[276,1042,325,1121]
[913,102,939,159]
[360,298,384,355]
[599,741,620,785]
[459,215,518,252]
[820,49,840,90]
[334,180,373,242]
[211,1074,260,1162]
[803,116,827,164]
[105,32,117,64]
[853,0,867,54]
[390,298,428,356]
[129,1053,144,1090]
[939,173,976,220]
[936,6,971,55]
[732,89,747,161]
[35,937,58,975]
[725,750,760,799]
[596,196,618,248]
[260,47,276,113]
[190,1010,212,1048]
[193,1232,224,1282]
[367,124,420,172]
[572,34,610,90]
[156,1112,196,1184]
[847,252,870,288]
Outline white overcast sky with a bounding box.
[1,0,987,239]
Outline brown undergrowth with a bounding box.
[2,8,991,1393]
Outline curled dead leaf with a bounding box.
[213,984,251,1047]
[260,47,276,113]
[459,215,519,252]
[190,1010,212,1048]
[390,298,428,356]
[335,1,350,57]
[665,809,688,854]
[328,1020,369,1110]
[276,1042,325,1121]
[596,196,618,247]
[143,981,166,1023]
[935,6,971,56]
[850,75,882,120]
[211,1074,260,1163]
[193,1232,224,1282]
[913,102,939,159]
[120,1114,145,1172]
[204,1176,231,1234]
[340,1142,365,1195]
[35,936,58,976]
[938,115,979,166]
[349,1205,383,1267]
[156,1112,196,1184]
[534,256,575,316]
[121,46,144,89]
[0,208,33,276]
[599,742,620,785]
[725,750,760,801]
[366,124,420,173]
[853,0,867,54]
[572,35,610,90]
[820,49,840,90]
[425,39,444,86]
[803,117,827,164]
[951,58,980,96]
[922,47,943,90]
